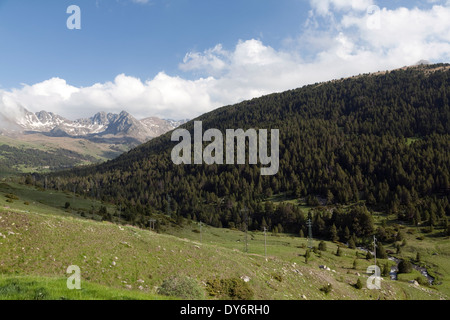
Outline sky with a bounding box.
[0,0,449,121]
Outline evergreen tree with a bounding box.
[318,241,327,251]
[330,224,339,242]
[355,278,363,289]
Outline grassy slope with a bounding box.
[0,182,447,300]
[0,134,129,173]
[0,275,170,300]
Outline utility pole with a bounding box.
[149,219,156,231]
[307,212,313,249]
[373,235,377,266]
[241,207,249,253]
[263,226,267,258]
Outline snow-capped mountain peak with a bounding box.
[14,108,187,143]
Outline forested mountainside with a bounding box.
[41,64,450,243]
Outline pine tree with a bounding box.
[355,278,363,289]
[330,224,339,242]
[343,226,351,242]
[348,237,356,249]
[318,241,327,251]
[382,262,390,277]
[376,242,388,259]
[299,229,305,238]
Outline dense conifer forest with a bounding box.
[39,64,450,244]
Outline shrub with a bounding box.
[206,278,254,300]
[355,278,363,289]
[416,252,421,262]
[348,237,356,249]
[382,262,390,277]
[376,242,388,259]
[398,260,413,274]
[415,276,428,286]
[320,283,332,294]
[271,273,283,282]
[157,276,204,300]
[5,193,19,200]
[318,241,327,251]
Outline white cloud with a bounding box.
[0,74,216,121]
[310,0,374,16]
[1,2,449,123]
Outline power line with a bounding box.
[373,235,377,266]
[307,212,313,249]
[263,226,267,258]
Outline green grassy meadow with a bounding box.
[0,181,448,300]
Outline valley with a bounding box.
[0,180,448,300]
[0,64,449,301]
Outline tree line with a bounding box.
[35,64,450,242]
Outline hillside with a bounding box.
[0,134,128,175]
[45,63,450,234]
[0,181,447,300]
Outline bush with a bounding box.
[355,278,363,289]
[206,278,254,300]
[318,241,327,251]
[398,260,413,274]
[382,262,390,277]
[415,276,428,286]
[5,193,19,200]
[376,243,388,259]
[271,273,283,282]
[348,237,356,249]
[320,283,332,294]
[157,276,204,300]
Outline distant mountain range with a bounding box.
[9,108,188,144]
[0,107,188,173]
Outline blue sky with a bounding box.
[0,0,312,88]
[0,0,449,120]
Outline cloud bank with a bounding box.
[1,2,449,121]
